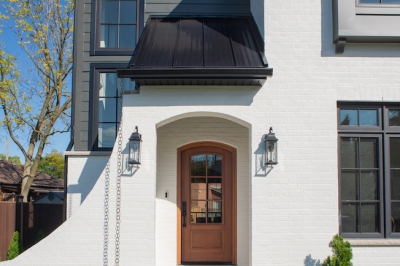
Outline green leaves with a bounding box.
[322,234,353,266]
[38,149,64,179]
[7,231,24,260]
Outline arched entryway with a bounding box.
[178,142,237,264]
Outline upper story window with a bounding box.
[338,102,400,238]
[92,0,144,55]
[332,0,400,53]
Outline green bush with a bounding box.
[7,231,24,260]
[35,230,45,244]
[322,234,353,266]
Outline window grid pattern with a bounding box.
[338,103,400,238]
[100,0,137,48]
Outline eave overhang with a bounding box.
[117,16,273,86]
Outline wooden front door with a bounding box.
[179,143,236,264]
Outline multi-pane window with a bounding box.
[338,103,400,238]
[92,67,136,150]
[92,0,143,55]
[100,0,137,48]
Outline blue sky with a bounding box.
[0,9,72,162]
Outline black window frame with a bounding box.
[338,102,400,239]
[89,63,136,151]
[91,0,145,56]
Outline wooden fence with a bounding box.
[0,202,64,261]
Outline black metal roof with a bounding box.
[118,16,273,86]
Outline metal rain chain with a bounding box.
[114,77,124,266]
[103,78,125,266]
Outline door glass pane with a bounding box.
[208,201,222,223]
[207,155,222,176]
[191,178,206,200]
[119,25,136,47]
[361,203,379,233]
[391,170,400,200]
[360,171,378,200]
[191,201,206,223]
[360,138,377,168]
[101,0,118,23]
[391,203,400,233]
[389,109,400,126]
[340,110,358,126]
[359,110,378,126]
[342,203,358,233]
[341,171,358,200]
[191,155,206,176]
[208,178,222,200]
[341,138,358,168]
[390,138,400,168]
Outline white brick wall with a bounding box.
[3,0,400,265]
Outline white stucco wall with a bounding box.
[2,0,400,265]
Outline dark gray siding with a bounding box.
[145,0,250,20]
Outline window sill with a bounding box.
[65,151,112,156]
[347,239,400,246]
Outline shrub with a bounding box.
[322,234,353,266]
[7,231,24,260]
[35,230,44,244]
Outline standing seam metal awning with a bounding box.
[118,16,273,86]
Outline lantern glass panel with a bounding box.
[129,140,140,164]
[266,140,278,164]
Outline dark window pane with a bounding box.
[359,110,378,126]
[341,171,358,200]
[100,25,118,48]
[390,138,400,168]
[382,0,400,3]
[99,73,117,97]
[391,170,400,200]
[98,98,117,122]
[207,155,222,176]
[191,200,206,223]
[208,178,222,200]
[119,25,136,47]
[208,201,222,223]
[191,155,206,176]
[120,1,136,23]
[342,203,358,233]
[360,203,379,233]
[389,109,400,126]
[101,0,118,23]
[360,0,381,2]
[360,171,378,200]
[98,123,116,148]
[341,138,358,168]
[360,138,377,168]
[191,178,206,200]
[391,203,400,233]
[340,110,358,126]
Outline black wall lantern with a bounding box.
[265,127,278,165]
[128,126,142,164]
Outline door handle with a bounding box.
[182,201,187,227]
